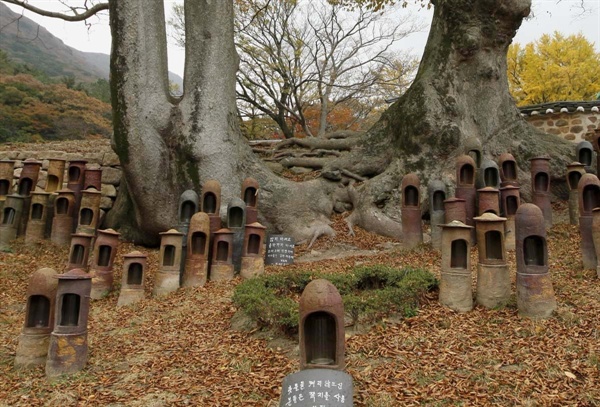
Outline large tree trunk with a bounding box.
[328,0,574,235]
[105,0,574,246]
[105,0,336,245]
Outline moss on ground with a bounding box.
[233,265,437,335]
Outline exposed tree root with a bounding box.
[280,157,325,169]
[343,164,404,239]
[275,136,357,151]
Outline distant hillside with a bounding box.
[0,2,183,87]
[0,50,113,143]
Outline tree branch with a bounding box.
[2,0,109,21]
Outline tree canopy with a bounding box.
[169,0,420,138]
[508,31,600,105]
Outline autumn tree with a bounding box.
[170,0,420,138]
[1,0,575,246]
[508,31,600,105]
[0,52,112,142]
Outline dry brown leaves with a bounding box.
[1,205,600,406]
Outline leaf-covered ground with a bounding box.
[1,203,599,406]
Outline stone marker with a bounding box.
[51,189,76,246]
[117,251,148,307]
[477,187,500,216]
[202,180,222,270]
[46,268,92,378]
[476,158,500,190]
[279,369,353,407]
[443,197,466,224]
[575,140,594,173]
[242,177,259,224]
[89,229,121,299]
[154,229,184,296]
[593,130,600,175]
[240,222,266,279]
[83,167,102,191]
[401,173,422,249]
[578,173,600,270]
[45,159,65,193]
[25,191,50,245]
[428,180,446,250]
[0,160,15,203]
[279,278,353,406]
[515,204,557,318]
[265,235,295,265]
[182,212,210,287]
[0,194,24,251]
[530,157,552,227]
[76,188,102,236]
[65,233,93,272]
[474,213,510,308]
[592,208,600,279]
[498,153,518,187]
[463,136,482,168]
[455,155,477,244]
[299,279,345,370]
[499,185,520,251]
[15,267,58,368]
[209,228,234,281]
[227,198,246,272]
[178,190,199,280]
[201,180,221,218]
[566,162,585,225]
[66,160,87,231]
[17,158,41,197]
[178,190,199,235]
[439,220,474,312]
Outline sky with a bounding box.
[3,0,600,78]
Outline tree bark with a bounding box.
[322,0,574,235]
[105,0,574,245]
[105,0,337,245]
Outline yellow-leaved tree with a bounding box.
[508,31,600,106]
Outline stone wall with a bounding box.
[521,102,600,143]
[0,149,121,214]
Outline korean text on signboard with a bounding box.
[265,235,294,265]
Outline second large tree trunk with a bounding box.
[335,0,574,235]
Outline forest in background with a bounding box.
[0,49,112,143]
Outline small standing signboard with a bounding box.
[265,235,294,265]
[279,369,353,407]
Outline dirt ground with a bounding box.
[1,200,599,406]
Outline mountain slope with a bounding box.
[0,2,109,81]
[0,2,183,87]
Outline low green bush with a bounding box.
[232,265,437,335]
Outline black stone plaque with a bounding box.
[279,369,353,406]
[265,235,294,265]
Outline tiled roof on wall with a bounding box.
[519,101,600,116]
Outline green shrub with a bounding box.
[232,265,437,334]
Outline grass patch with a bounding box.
[232,265,437,335]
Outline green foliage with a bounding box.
[508,32,600,105]
[77,78,111,104]
[232,265,437,335]
[0,52,112,143]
